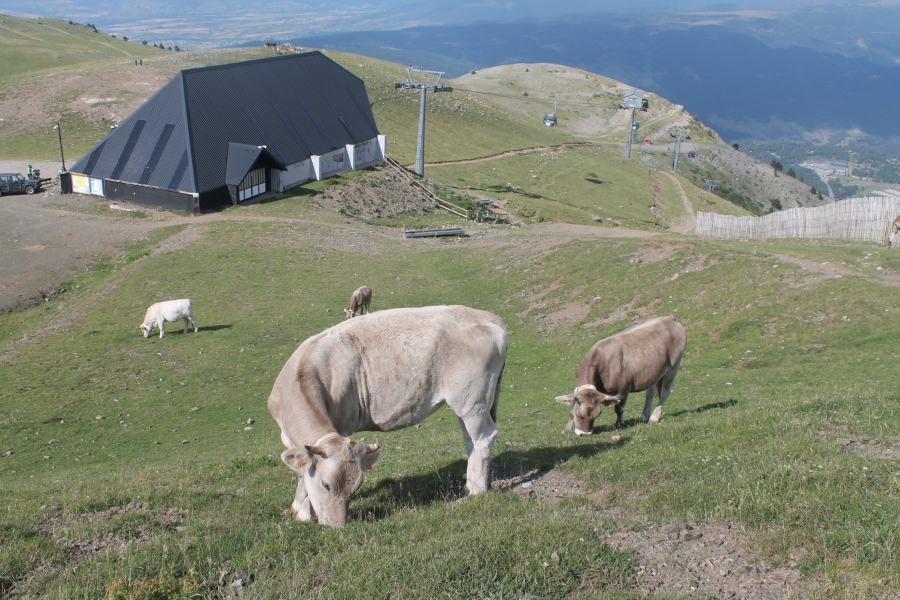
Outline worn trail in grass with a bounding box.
[1,196,900,597]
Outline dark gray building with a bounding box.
[69,51,385,213]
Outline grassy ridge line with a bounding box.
[0,15,160,81]
[1,190,900,596]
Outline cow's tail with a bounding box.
[490,359,506,424]
[656,378,663,401]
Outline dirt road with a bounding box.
[0,192,153,312]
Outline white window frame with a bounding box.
[238,167,266,202]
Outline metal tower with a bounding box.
[620,88,647,160]
[670,128,690,173]
[395,67,452,176]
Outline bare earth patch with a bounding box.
[492,468,810,599]
[313,168,437,220]
[819,422,900,460]
[34,503,185,561]
[629,241,687,265]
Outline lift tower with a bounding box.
[620,88,647,160]
[395,67,452,176]
[670,128,690,173]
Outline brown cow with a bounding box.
[268,305,507,526]
[343,285,372,319]
[555,316,686,434]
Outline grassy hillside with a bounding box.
[1,193,900,597]
[0,16,270,161]
[0,15,154,81]
[0,33,770,221]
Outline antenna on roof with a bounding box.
[394,67,452,177]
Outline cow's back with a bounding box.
[269,306,507,442]
[583,316,685,394]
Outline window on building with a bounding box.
[238,168,266,202]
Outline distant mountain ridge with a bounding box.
[289,9,900,152]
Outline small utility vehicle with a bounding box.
[0,172,43,196]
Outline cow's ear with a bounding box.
[281,447,317,473]
[352,439,381,470]
[555,394,576,405]
[599,394,620,406]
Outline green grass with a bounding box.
[427,145,665,229]
[2,207,900,597]
[0,16,152,81]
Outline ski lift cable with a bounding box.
[452,86,615,109]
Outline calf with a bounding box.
[343,285,372,319]
[269,305,507,526]
[889,215,900,248]
[555,316,686,434]
[139,299,198,339]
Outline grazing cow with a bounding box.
[139,299,198,339]
[268,305,507,527]
[343,285,372,319]
[888,215,900,248]
[555,316,686,434]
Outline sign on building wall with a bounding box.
[71,175,105,196]
[71,174,91,195]
[89,178,104,196]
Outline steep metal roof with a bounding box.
[70,51,380,195]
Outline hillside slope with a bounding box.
[0,27,812,220]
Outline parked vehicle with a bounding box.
[0,172,43,196]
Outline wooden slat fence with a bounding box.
[696,197,900,245]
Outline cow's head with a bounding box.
[343,308,354,319]
[139,323,154,338]
[281,434,381,527]
[555,385,620,435]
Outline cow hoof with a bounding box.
[574,428,593,436]
[649,406,662,423]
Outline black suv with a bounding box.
[0,172,42,196]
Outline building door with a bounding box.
[238,167,266,202]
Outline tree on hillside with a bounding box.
[732,143,739,150]
[770,159,783,174]
[174,46,180,51]
[142,40,148,45]
[787,167,796,178]
[122,36,129,42]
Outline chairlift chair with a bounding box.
[543,102,558,127]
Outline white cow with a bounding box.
[268,305,508,527]
[139,299,198,338]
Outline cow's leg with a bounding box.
[291,476,315,522]
[157,319,165,339]
[457,413,498,495]
[191,316,198,332]
[182,317,191,333]
[651,367,679,424]
[614,392,629,428]
[640,383,657,423]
